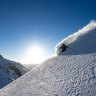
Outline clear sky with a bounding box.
[0,0,96,63]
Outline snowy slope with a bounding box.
[1,54,96,96]
[0,21,96,96]
[0,55,27,88]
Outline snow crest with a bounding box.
[56,21,96,55]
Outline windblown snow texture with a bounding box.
[1,54,96,96]
[0,21,96,96]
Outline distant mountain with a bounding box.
[0,55,27,88]
[1,21,96,96]
[23,64,37,70]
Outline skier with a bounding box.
[58,44,69,54]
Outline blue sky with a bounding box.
[0,0,96,63]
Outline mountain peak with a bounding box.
[0,54,4,59]
[0,55,27,88]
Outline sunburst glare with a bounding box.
[22,44,46,64]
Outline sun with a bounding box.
[23,44,46,64]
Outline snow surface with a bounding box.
[1,54,96,96]
[0,55,27,88]
[0,21,96,96]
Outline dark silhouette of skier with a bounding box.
[59,44,69,53]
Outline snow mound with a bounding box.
[56,21,96,55]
